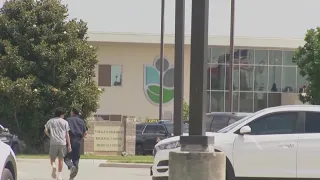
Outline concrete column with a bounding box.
[169,151,226,180]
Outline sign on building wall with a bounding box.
[93,126,124,152]
[143,57,174,105]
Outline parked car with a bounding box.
[0,141,17,180]
[0,125,21,154]
[136,120,189,155]
[151,105,320,180]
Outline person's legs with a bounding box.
[57,145,67,180]
[49,145,58,179]
[64,149,73,170]
[70,139,81,179]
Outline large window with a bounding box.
[207,46,308,113]
[98,64,123,87]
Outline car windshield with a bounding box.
[164,123,189,134]
[217,114,255,133]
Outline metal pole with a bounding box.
[173,0,185,136]
[188,0,209,136]
[228,0,235,112]
[159,0,165,120]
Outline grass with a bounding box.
[16,154,154,164]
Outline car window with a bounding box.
[157,125,166,134]
[136,124,144,131]
[228,117,238,125]
[210,116,230,132]
[248,112,298,135]
[143,125,158,134]
[163,123,189,134]
[305,112,320,133]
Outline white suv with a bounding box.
[151,105,320,180]
[0,141,17,180]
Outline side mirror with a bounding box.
[240,126,251,135]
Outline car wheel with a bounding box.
[11,144,19,154]
[1,168,14,180]
[135,144,144,155]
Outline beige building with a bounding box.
[88,32,308,121]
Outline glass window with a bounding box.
[209,47,226,64]
[269,50,282,65]
[254,50,268,65]
[233,49,240,64]
[210,116,230,132]
[210,91,225,112]
[226,92,239,112]
[254,66,268,91]
[233,65,240,90]
[239,92,253,112]
[269,66,282,92]
[239,49,254,64]
[254,93,267,111]
[143,125,158,134]
[248,112,298,135]
[157,125,166,134]
[305,112,320,133]
[283,51,295,66]
[210,64,225,90]
[111,65,123,86]
[239,66,253,91]
[282,67,297,93]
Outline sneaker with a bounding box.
[70,166,78,179]
[51,164,57,179]
[57,173,63,180]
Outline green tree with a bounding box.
[183,100,189,120]
[293,28,320,104]
[0,0,102,151]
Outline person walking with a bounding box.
[44,107,72,180]
[64,107,88,180]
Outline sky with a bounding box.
[1,0,320,39]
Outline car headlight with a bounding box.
[156,141,180,151]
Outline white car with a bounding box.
[0,141,17,180]
[151,105,320,180]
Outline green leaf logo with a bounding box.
[144,57,174,105]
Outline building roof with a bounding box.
[87,32,304,49]
[62,0,320,39]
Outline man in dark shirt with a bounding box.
[64,107,87,180]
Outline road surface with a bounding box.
[17,159,151,180]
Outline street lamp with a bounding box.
[159,0,165,120]
[228,0,235,112]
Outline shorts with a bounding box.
[49,145,67,159]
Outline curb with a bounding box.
[99,162,151,168]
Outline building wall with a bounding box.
[93,42,191,121]
[92,42,308,120]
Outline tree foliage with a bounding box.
[0,0,102,151]
[293,28,320,104]
[183,100,189,120]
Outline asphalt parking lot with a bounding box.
[17,159,151,180]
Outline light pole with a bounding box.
[159,0,165,120]
[173,0,185,136]
[228,0,235,112]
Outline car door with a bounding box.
[297,111,320,178]
[142,124,158,151]
[233,112,299,178]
